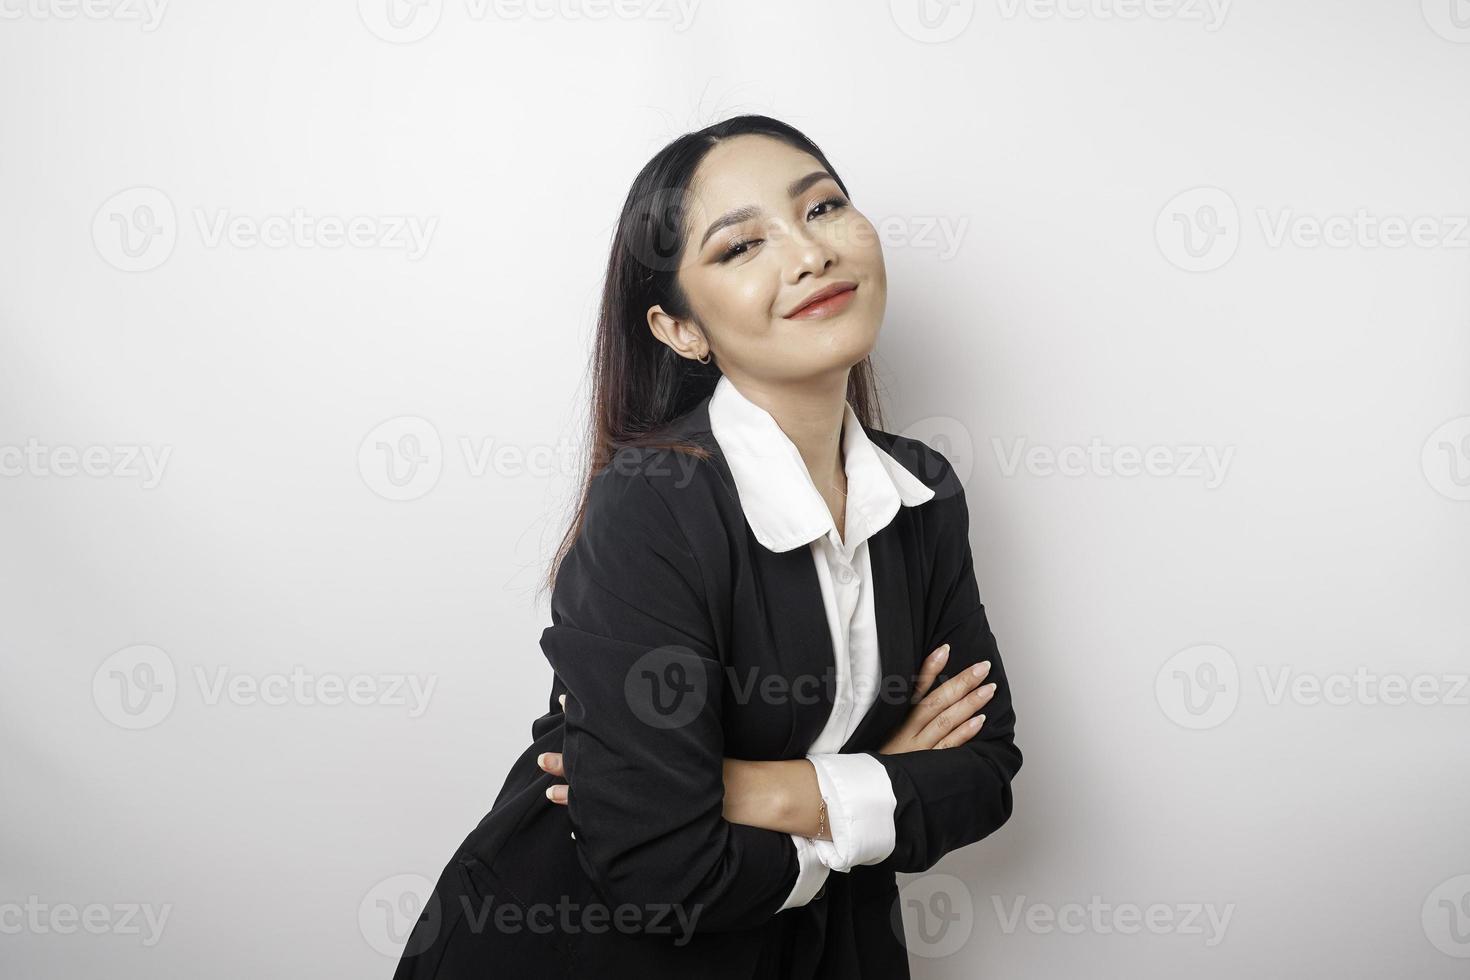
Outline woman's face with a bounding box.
[649,134,887,387]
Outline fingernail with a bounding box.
[537,753,547,768]
[545,786,556,800]
[971,715,985,728]
[558,694,566,709]
[933,645,950,661]
[971,661,987,676]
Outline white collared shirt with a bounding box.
[707,374,936,911]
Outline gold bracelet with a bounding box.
[815,796,828,840]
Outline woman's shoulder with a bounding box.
[585,441,731,536]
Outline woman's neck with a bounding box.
[724,370,850,530]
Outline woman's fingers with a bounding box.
[915,661,995,747]
[896,645,953,738]
[910,660,987,731]
[879,645,953,752]
[539,752,568,804]
[910,644,950,704]
[545,696,569,804]
[881,653,997,753]
[935,713,986,749]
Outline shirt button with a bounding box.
[836,565,855,584]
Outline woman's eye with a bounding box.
[809,195,848,220]
[720,237,758,262]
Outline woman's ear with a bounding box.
[647,305,707,362]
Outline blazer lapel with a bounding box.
[755,544,839,759]
[839,522,916,752]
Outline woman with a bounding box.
[392,114,1022,978]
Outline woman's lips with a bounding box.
[785,284,858,320]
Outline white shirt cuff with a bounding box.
[777,833,830,911]
[805,752,898,872]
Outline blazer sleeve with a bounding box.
[539,463,802,932]
[863,455,1023,875]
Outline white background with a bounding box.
[2,0,1468,976]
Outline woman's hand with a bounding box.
[878,643,996,754]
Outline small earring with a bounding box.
[696,350,712,365]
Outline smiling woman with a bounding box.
[391,114,1021,979]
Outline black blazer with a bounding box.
[392,391,1022,979]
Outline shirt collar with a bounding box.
[707,374,935,555]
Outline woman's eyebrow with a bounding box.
[697,170,834,249]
